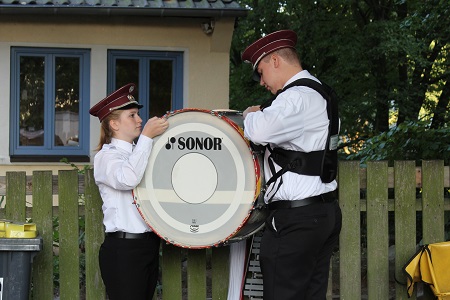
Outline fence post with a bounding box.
[187,249,207,299]
[366,161,389,299]
[5,172,26,221]
[338,161,361,299]
[31,171,54,300]
[84,169,106,300]
[161,243,182,299]
[212,246,230,299]
[394,161,417,300]
[58,170,80,300]
[422,160,445,244]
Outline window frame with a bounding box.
[10,47,91,162]
[107,49,184,121]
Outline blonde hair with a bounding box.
[95,110,123,152]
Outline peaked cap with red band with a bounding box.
[89,83,143,122]
[241,30,297,81]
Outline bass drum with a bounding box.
[133,108,267,249]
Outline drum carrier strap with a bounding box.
[260,78,339,201]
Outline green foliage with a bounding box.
[231,0,450,163]
[60,158,92,174]
[346,121,450,166]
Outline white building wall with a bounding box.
[0,15,235,170]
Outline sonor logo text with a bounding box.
[165,137,223,150]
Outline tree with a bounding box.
[230,0,449,163]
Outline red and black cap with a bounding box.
[242,30,297,81]
[89,83,143,122]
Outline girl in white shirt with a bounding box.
[90,83,168,300]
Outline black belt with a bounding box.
[267,191,336,210]
[105,231,155,239]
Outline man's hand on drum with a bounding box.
[142,116,169,138]
[243,105,261,119]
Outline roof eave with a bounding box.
[0,6,248,18]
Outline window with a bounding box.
[10,47,90,162]
[108,50,184,121]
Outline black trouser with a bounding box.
[99,232,160,300]
[260,200,342,300]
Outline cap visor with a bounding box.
[252,70,261,82]
[117,103,143,110]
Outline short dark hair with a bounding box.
[261,47,300,66]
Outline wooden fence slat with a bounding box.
[5,171,26,221]
[187,249,207,299]
[394,161,417,300]
[422,160,445,244]
[31,171,54,300]
[338,161,361,299]
[58,170,80,300]
[327,258,334,300]
[211,246,230,300]
[366,161,389,299]
[84,169,106,300]
[161,243,182,299]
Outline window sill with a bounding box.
[10,155,90,163]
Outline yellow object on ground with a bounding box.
[403,241,450,299]
[0,220,38,238]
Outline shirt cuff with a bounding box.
[135,135,153,150]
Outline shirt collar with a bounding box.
[111,138,134,153]
[283,70,320,88]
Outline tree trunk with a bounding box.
[431,80,450,129]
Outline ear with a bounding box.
[109,119,120,131]
[271,54,280,68]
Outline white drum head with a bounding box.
[134,109,261,248]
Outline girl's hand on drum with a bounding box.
[243,105,261,118]
[141,116,169,138]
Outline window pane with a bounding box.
[149,60,173,117]
[115,59,140,99]
[19,56,45,146]
[55,57,80,147]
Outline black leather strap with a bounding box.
[261,78,339,186]
[267,192,336,210]
[105,231,155,239]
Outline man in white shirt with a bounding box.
[242,30,342,300]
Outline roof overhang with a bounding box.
[0,5,248,17]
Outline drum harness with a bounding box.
[258,78,339,203]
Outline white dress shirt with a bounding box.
[94,136,154,233]
[244,70,337,203]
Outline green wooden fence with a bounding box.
[0,160,449,299]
